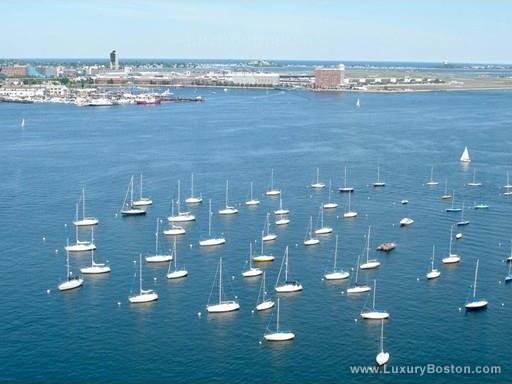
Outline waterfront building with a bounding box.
[0,65,29,78]
[314,64,345,89]
[226,72,279,87]
[110,50,119,70]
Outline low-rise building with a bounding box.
[314,64,345,89]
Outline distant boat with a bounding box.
[275,214,290,226]
[425,166,439,186]
[80,248,111,274]
[505,259,512,283]
[339,166,354,193]
[265,169,281,196]
[455,233,463,240]
[274,195,289,215]
[360,226,380,270]
[245,181,260,206]
[275,246,303,293]
[473,202,489,209]
[73,188,98,226]
[467,169,482,187]
[347,251,371,294]
[65,225,96,252]
[264,298,295,341]
[256,271,275,311]
[199,199,226,246]
[315,205,333,234]
[168,180,195,221]
[185,173,203,204]
[426,245,441,280]
[400,199,409,205]
[132,174,153,207]
[356,98,360,108]
[343,191,357,218]
[376,320,390,366]
[324,235,350,280]
[442,226,460,264]
[253,230,275,262]
[206,257,240,313]
[58,247,84,291]
[323,180,338,209]
[163,200,186,235]
[373,167,386,187]
[456,202,470,226]
[120,176,147,216]
[464,259,488,311]
[361,280,389,320]
[445,191,462,212]
[441,178,452,200]
[304,216,320,246]
[218,180,238,215]
[145,218,173,263]
[460,146,471,163]
[262,213,278,241]
[504,171,512,196]
[21,118,25,128]
[166,237,188,279]
[311,167,326,189]
[400,217,414,227]
[242,243,263,277]
[129,254,158,304]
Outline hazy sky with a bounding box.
[2,0,511,63]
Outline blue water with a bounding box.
[1,89,512,383]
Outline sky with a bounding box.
[2,0,511,63]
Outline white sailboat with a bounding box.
[129,254,158,303]
[65,225,96,252]
[256,271,275,311]
[464,259,488,310]
[262,213,278,241]
[242,243,263,277]
[304,216,320,246]
[132,174,153,207]
[185,173,203,204]
[324,235,350,280]
[399,217,414,226]
[339,166,354,193]
[315,205,333,234]
[166,237,188,279]
[274,195,289,215]
[360,280,390,320]
[343,190,357,218]
[360,226,380,270]
[324,179,338,209]
[21,118,25,128]
[146,218,173,263]
[73,188,99,226]
[505,259,512,283]
[58,247,84,291]
[275,246,303,293]
[311,167,326,189]
[376,319,390,366]
[425,165,439,186]
[275,214,290,226]
[426,245,441,280]
[219,180,238,215]
[120,176,147,216]
[373,167,386,187]
[504,171,512,196]
[80,248,111,274]
[467,169,481,187]
[265,169,281,196]
[445,190,462,212]
[347,252,371,294]
[507,241,512,262]
[456,202,470,226]
[441,178,452,200]
[253,231,275,262]
[163,201,186,235]
[442,226,460,264]
[245,181,260,206]
[356,98,360,108]
[460,146,471,163]
[264,298,295,341]
[168,180,196,222]
[199,199,226,246]
[207,257,240,313]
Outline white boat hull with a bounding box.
[266,190,281,196]
[264,332,295,341]
[207,301,240,313]
[324,271,350,280]
[185,197,203,204]
[242,268,263,277]
[199,238,226,246]
[256,300,275,311]
[373,182,386,187]
[129,292,158,303]
[73,218,99,226]
[58,278,84,291]
[344,211,358,218]
[465,300,488,310]
[442,255,461,264]
[347,285,371,294]
[311,183,326,189]
[168,214,195,222]
[361,311,390,320]
[315,227,333,235]
[262,234,278,242]
[274,209,289,215]
[360,261,380,270]
[145,255,172,263]
[121,208,146,216]
[219,207,239,215]
[376,352,390,366]
[304,238,320,246]
[167,270,188,279]
[400,218,414,226]
[80,265,111,274]
[426,181,439,186]
[132,198,153,207]
[253,255,275,262]
[275,283,303,293]
[163,227,186,235]
[245,199,260,206]
[323,202,338,209]
[275,219,290,225]
[338,187,354,193]
[426,270,441,279]
[65,243,96,252]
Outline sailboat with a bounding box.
[426,245,441,279]
[145,218,173,263]
[324,180,338,209]
[129,254,158,303]
[168,180,196,221]
[376,320,390,366]
[441,178,452,200]
[399,217,414,226]
[315,205,333,234]
[253,231,275,262]
[347,252,371,294]
[264,298,295,341]
[163,200,186,235]
[360,226,380,270]
[262,213,278,241]
[80,248,111,274]
[304,216,320,245]
[464,259,488,310]
[445,191,462,212]
[324,235,350,280]
[339,166,354,193]
[65,225,96,252]
[58,246,84,291]
[356,98,360,108]
[460,146,471,163]
[456,202,470,226]
[166,237,188,279]
[132,174,153,207]
[467,169,482,187]
[311,167,326,189]
[425,166,439,186]
[207,257,240,313]
[504,171,512,196]
[242,243,263,277]
[507,241,512,262]
[185,173,203,204]
[21,118,25,128]
[256,271,275,311]
[442,226,460,264]
[373,167,386,187]
[275,214,290,226]
[199,199,226,246]
[218,180,238,215]
[343,190,357,218]
[73,188,99,226]
[275,246,303,293]
[265,169,281,196]
[274,195,289,215]
[361,280,390,320]
[120,176,147,216]
[505,260,512,283]
[245,181,260,205]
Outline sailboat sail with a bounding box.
[460,146,471,162]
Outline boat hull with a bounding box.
[324,271,350,280]
[245,199,260,206]
[145,255,172,263]
[163,227,186,235]
[266,190,281,196]
[121,209,146,216]
[361,311,390,320]
[360,261,381,270]
[426,270,441,279]
[262,234,278,242]
[65,243,96,252]
[199,238,226,247]
[376,352,390,366]
[264,332,295,341]
[323,203,338,209]
[219,208,238,215]
[242,268,263,277]
[465,300,488,310]
[73,218,99,226]
[315,227,333,235]
[168,214,195,222]
[207,302,240,313]
[129,292,158,303]
[275,283,303,293]
[442,255,461,264]
[304,238,320,246]
[344,212,358,218]
[275,219,290,225]
[132,199,152,207]
[185,197,203,204]
[347,285,371,294]
[58,278,84,291]
[80,266,111,274]
[256,300,275,311]
[252,255,275,262]
[167,270,188,279]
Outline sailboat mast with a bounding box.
[380,319,384,352]
[276,298,280,332]
[66,249,70,280]
[219,258,223,304]
[249,243,253,269]
[366,226,371,262]
[82,188,86,219]
[262,271,266,301]
[225,180,229,207]
[316,167,320,184]
[140,174,143,199]
[473,259,479,298]
[449,226,454,254]
[177,180,181,213]
[431,245,435,270]
[173,237,177,269]
[328,180,332,202]
[344,166,347,188]
[333,235,338,270]
[271,169,274,190]
[191,174,194,197]
[139,253,142,294]
[372,280,376,309]
[284,246,288,281]
[250,181,253,200]
[155,218,159,255]
[208,199,212,236]
[130,176,134,205]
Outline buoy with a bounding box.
[417,278,420,282]
[189,244,193,248]
[259,341,262,345]
[153,277,157,281]
[64,223,67,228]
[46,289,50,294]
[458,307,462,311]
[232,275,235,280]
[115,213,118,217]
[502,303,505,307]
[354,318,358,322]
[197,312,202,317]
[42,237,46,241]
[341,291,345,295]
[251,310,254,314]
[55,249,59,253]
[117,302,121,306]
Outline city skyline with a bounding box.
[2,0,511,64]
